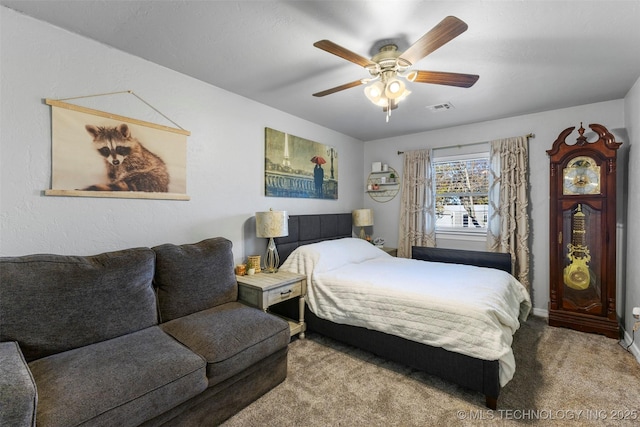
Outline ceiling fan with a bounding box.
[312,16,479,122]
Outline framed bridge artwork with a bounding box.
[44,99,190,200]
[264,127,338,200]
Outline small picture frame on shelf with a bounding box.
[371,162,382,172]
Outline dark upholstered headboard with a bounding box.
[411,246,512,274]
[274,214,510,274]
[276,213,352,265]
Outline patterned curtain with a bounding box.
[397,149,436,258]
[487,136,531,290]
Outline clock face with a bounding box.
[563,156,600,195]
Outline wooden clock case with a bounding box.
[547,123,621,339]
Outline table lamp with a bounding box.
[255,209,289,273]
[352,209,373,239]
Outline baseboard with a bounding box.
[531,307,548,318]
[622,327,640,364]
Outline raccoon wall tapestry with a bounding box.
[84,123,169,192]
[45,99,190,200]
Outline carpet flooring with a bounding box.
[222,316,640,426]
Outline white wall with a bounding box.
[0,7,364,262]
[363,100,628,316]
[2,7,637,343]
[624,75,640,358]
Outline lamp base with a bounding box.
[359,227,366,240]
[263,237,280,273]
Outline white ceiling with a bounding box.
[3,1,640,141]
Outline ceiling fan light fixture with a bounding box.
[385,78,406,99]
[364,81,385,104]
[364,75,410,119]
[395,88,411,103]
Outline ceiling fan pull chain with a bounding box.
[386,99,391,122]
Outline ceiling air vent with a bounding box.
[426,102,454,112]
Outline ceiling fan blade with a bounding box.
[413,71,479,88]
[313,80,365,97]
[399,16,469,65]
[314,40,376,68]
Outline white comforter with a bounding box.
[280,238,531,386]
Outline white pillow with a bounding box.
[283,238,389,274]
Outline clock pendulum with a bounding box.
[563,204,592,291]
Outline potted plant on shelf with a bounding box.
[388,173,396,183]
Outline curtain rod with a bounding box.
[397,133,535,155]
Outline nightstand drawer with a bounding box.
[267,281,302,305]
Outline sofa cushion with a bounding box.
[0,342,37,427]
[153,237,237,322]
[0,248,157,362]
[161,302,290,386]
[28,326,207,427]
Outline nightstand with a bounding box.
[381,247,397,257]
[236,270,307,339]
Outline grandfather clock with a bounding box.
[547,123,620,339]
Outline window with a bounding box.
[433,152,490,232]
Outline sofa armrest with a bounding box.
[0,342,37,427]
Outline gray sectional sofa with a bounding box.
[0,237,290,426]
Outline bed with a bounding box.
[274,213,531,409]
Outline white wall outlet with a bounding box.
[633,306,640,319]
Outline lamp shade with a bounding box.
[385,78,406,99]
[364,81,386,106]
[256,210,288,238]
[352,209,373,227]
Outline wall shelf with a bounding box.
[367,167,400,203]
